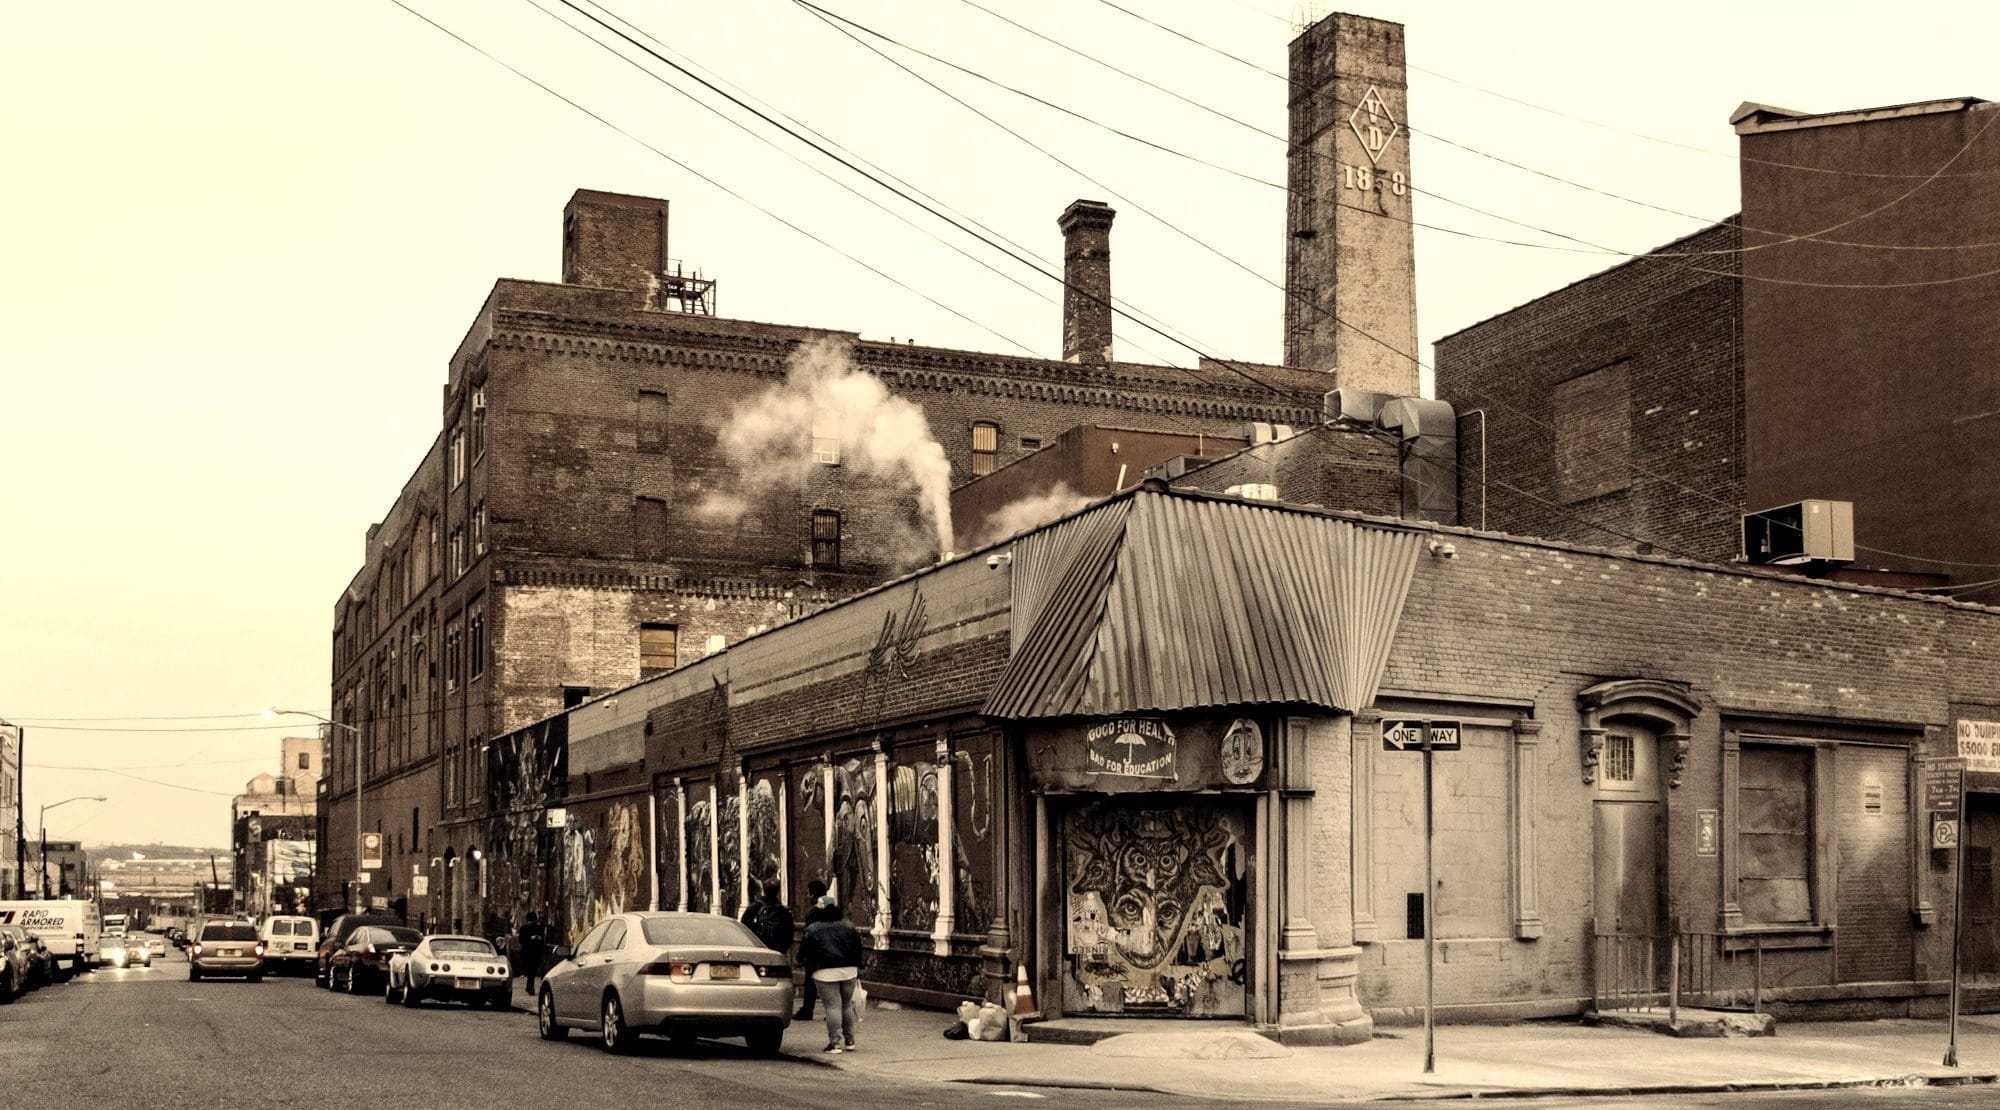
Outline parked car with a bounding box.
[142,933,168,959]
[537,912,792,1055]
[258,915,319,976]
[0,926,30,1002]
[101,935,150,969]
[188,921,264,982]
[329,925,422,995]
[315,913,403,988]
[4,927,55,989]
[386,934,511,1009]
[167,928,187,949]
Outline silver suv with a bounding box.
[189,921,265,982]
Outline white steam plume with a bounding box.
[966,483,1094,551]
[700,340,954,558]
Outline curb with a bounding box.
[947,1071,2000,1103]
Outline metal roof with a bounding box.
[984,488,1423,719]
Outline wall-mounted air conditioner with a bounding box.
[1741,499,1854,565]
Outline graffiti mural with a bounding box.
[717,786,743,913]
[889,746,942,931]
[683,785,714,913]
[790,762,829,911]
[951,739,996,937]
[830,756,878,927]
[1062,800,1248,1017]
[586,801,648,924]
[485,715,568,938]
[745,777,783,903]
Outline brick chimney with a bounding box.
[1059,200,1115,364]
[561,189,670,293]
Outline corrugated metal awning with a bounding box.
[983,488,1422,720]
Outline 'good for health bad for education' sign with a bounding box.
[1958,720,2000,773]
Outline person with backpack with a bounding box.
[792,879,835,1021]
[796,893,864,1054]
[740,882,795,955]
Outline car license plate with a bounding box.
[219,947,239,957]
[709,964,739,980]
[456,977,482,989]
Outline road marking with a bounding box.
[986,1094,1046,1100]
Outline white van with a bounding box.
[258,915,320,974]
[0,900,101,978]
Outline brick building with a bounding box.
[484,482,2000,1038]
[1434,96,2000,590]
[323,188,1336,923]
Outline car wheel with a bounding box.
[248,971,263,984]
[600,994,633,1054]
[402,979,421,1008]
[746,1028,783,1056]
[538,988,568,1041]
[188,966,201,982]
[0,971,15,1004]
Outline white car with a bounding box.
[386,935,511,1009]
[101,935,150,969]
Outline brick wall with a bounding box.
[1170,425,1401,513]
[1433,223,1743,560]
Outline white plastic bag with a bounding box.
[853,983,869,1023]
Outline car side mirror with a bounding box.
[550,944,574,962]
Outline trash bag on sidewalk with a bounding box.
[943,1021,970,1040]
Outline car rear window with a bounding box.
[201,925,258,942]
[430,939,495,956]
[639,917,762,948]
[269,921,292,936]
[380,927,422,944]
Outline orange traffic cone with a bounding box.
[1013,963,1037,1017]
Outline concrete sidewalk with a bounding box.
[507,976,2000,1101]
[799,1004,2000,1102]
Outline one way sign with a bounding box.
[1382,719,1461,752]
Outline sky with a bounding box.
[4,0,1997,849]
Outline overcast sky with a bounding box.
[5,0,1996,849]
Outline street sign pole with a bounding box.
[1423,726,1436,1075]
[1947,761,1966,1068]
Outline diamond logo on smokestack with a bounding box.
[1348,86,1401,166]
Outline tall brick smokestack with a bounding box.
[1284,14,1418,396]
[1059,200,1115,365]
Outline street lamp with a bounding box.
[39,796,106,899]
[265,707,365,911]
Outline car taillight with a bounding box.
[255,943,266,956]
[638,961,694,981]
[192,944,203,956]
[755,964,788,979]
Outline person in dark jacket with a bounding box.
[517,911,547,993]
[796,896,864,1053]
[793,880,833,1020]
[740,882,795,956]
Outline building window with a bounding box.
[1737,743,1814,925]
[971,421,999,476]
[448,526,465,577]
[635,496,669,561]
[470,387,487,460]
[812,413,841,465]
[444,619,463,694]
[638,389,670,454]
[640,623,679,677]
[1554,361,1632,504]
[812,510,842,569]
[298,751,310,771]
[472,502,487,557]
[468,605,486,682]
[1020,436,1042,453]
[427,516,439,580]
[449,426,467,489]
[562,686,591,710]
[1602,734,1637,786]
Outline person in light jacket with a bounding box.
[795,898,864,1053]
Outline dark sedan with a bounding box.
[328,925,422,995]
[315,912,404,988]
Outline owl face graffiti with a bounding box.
[1068,807,1231,971]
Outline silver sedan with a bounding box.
[536,912,793,1055]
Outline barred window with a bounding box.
[971,422,999,476]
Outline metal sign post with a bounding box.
[1383,718,1458,1075]
[1947,759,1966,1068]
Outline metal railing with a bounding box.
[1594,923,1766,1022]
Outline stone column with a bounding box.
[1512,720,1545,939]
[736,763,751,916]
[673,779,688,912]
[931,735,956,956]
[873,741,892,947]
[1275,715,1371,1045]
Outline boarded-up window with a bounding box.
[1554,362,1631,503]
[638,390,670,454]
[640,622,678,677]
[635,496,669,561]
[971,422,999,476]
[1738,744,1813,924]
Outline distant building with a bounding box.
[232,736,320,915]
[0,723,18,898]
[39,840,86,900]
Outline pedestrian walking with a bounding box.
[741,882,796,956]
[796,895,864,1054]
[517,911,547,993]
[793,879,835,1021]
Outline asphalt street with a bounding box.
[0,949,1204,1110]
